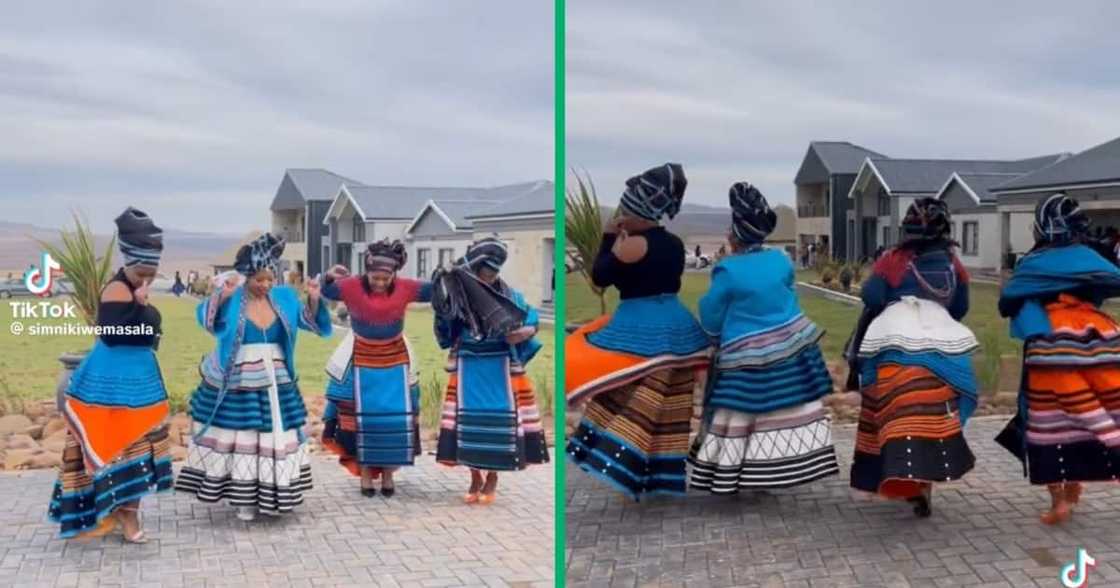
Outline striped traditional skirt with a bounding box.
[47,425,173,538]
[566,295,711,499]
[1016,294,1120,485]
[176,343,312,513]
[689,315,838,493]
[850,297,978,498]
[322,335,421,475]
[436,348,549,471]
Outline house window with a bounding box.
[950,221,958,241]
[352,216,365,242]
[962,221,979,255]
[417,248,431,278]
[438,248,455,269]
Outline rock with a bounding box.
[0,415,33,435]
[42,418,66,439]
[41,437,66,454]
[170,446,187,462]
[23,402,46,420]
[3,449,35,470]
[22,424,44,440]
[5,434,38,450]
[29,453,60,469]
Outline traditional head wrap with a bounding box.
[1033,192,1089,244]
[900,197,951,240]
[618,163,687,222]
[458,237,508,273]
[234,232,286,277]
[728,182,776,244]
[114,207,163,268]
[364,239,407,273]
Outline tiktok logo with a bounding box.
[23,252,61,296]
[1061,548,1096,588]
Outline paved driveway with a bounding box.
[566,417,1120,587]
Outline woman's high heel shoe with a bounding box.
[116,507,148,544]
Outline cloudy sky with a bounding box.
[0,1,553,234]
[568,0,1120,209]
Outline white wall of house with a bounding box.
[949,212,999,269]
[404,237,473,280]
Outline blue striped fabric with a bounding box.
[454,354,520,470]
[705,345,832,414]
[566,422,688,499]
[47,453,173,538]
[859,349,977,422]
[67,341,167,408]
[586,294,710,357]
[189,381,307,432]
[354,365,418,466]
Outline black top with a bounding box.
[591,226,685,299]
[97,268,162,348]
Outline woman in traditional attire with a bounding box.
[319,239,431,497]
[565,163,711,500]
[433,237,549,503]
[996,193,1120,524]
[688,183,839,493]
[48,207,172,542]
[175,233,332,521]
[846,197,978,517]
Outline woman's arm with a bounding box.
[590,233,619,289]
[297,280,332,337]
[698,265,732,337]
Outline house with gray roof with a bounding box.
[269,168,365,279]
[794,141,887,259]
[322,179,556,306]
[993,135,1120,269]
[847,153,1067,265]
[466,180,556,306]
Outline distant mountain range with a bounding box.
[593,202,795,240]
[0,221,244,276]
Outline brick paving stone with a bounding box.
[0,455,553,587]
[567,417,1120,587]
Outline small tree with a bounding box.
[36,212,116,327]
[566,169,607,315]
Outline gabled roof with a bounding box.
[794,141,887,185]
[993,136,1120,192]
[323,180,553,224]
[270,169,365,211]
[404,199,503,234]
[467,180,554,220]
[936,172,1022,206]
[858,153,1068,196]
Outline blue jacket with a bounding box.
[699,248,802,344]
[194,285,332,435]
[999,243,1120,340]
[861,249,968,320]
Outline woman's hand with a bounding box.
[611,230,648,263]
[134,280,150,305]
[306,274,322,301]
[326,264,350,280]
[505,325,535,344]
[219,275,238,301]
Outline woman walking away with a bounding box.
[176,233,332,521]
[996,193,1120,524]
[846,197,978,518]
[566,163,711,500]
[433,237,549,504]
[48,207,172,542]
[320,239,432,497]
[689,183,839,494]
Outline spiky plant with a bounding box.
[565,169,607,314]
[36,211,116,327]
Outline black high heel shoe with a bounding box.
[380,485,395,498]
[908,486,933,518]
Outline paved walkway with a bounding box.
[0,455,554,587]
[566,417,1120,588]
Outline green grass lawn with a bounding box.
[0,295,553,429]
[566,270,1017,393]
